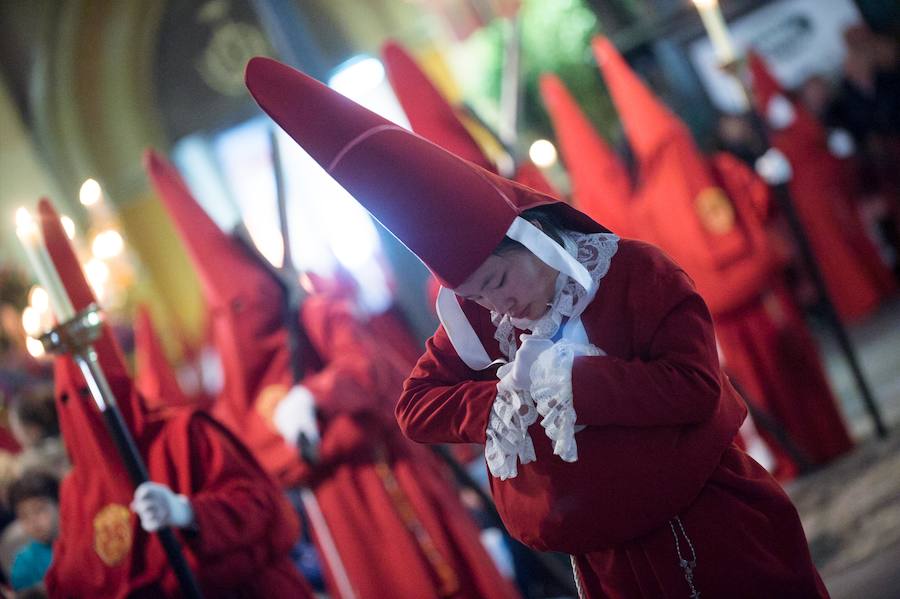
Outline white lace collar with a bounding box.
[491,231,619,361]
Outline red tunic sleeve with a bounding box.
[397,303,497,444]
[150,413,299,585]
[572,249,722,427]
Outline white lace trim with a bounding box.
[485,231,617,479]
[492,231,618,360]
[485,362,539,480]
[530,340,604,462]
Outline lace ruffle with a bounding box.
[491,231,618,359]
[530,340,604,463]
[485,230,617,479]
[485,362,539,479]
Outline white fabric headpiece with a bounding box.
[436,217,593,370]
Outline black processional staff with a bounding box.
[15,204,204,599]
[690,0,886,438]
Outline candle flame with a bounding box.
[692,0,718,8]
[29,286,49,312]
[25,336,46,358]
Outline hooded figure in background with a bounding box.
[37,199,310,598]
[146,150,520,599]
[749,52,895,323]
[540,37,853,478]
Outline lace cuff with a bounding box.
[485,364,539,480]
[530,340,604,462]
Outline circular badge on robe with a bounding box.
[93,503,133,566]
[695,187,736,234]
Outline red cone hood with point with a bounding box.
[593,36,686,162]
[143,149,287,405]
[245,56,603,288]
[134,305,193,411]
[591,40,778,313]
[540,73,634,236]
[382,41,494,171]
[747,52,895,320]
[383,41,558,196]
[37,198,142,476]
[747,52,825,152]
[145,149,311,485]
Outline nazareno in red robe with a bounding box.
[36,199,310,598]
[749,52,895,323]
[245,54,828,598]
[146,150,520,599]
[545,38,852,478]
[398,239,829,598]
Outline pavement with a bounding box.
[786,298,900,599]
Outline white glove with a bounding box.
[131,481,194,532]
[827,128,855,158]
[485,389,537,480]
[273,385,320,452]
[766,94,796,130]
[500,335,554,391]
[755,148,793,185]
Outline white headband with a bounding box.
[436,216,593,370]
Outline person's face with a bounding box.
[453,246,559,321]
[16,497,59,544]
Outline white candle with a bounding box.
[693,0,737,64]
[15,207,77,322]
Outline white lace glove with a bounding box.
[503,335,554,391]
[131,481,195,532]
[485,343,549,480]
[530,340,604,463]
[273,385,321,455]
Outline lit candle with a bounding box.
[693,0,737,64]
[15,207,76,322]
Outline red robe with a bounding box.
[749,53,895,322]
[36,198,310,598]
[255,295,521,599]
[557,39,852,476]
[398,239,827,597]
[47,392,310,598]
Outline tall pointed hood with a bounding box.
[539,73,634,236]
[382,41,494,171]
[245,56,602,290]
[593,36,688,162]
[37,198,143,473]
[246,56,607,369]
[382,41,557,195]
[747,52,823,146]
[145,149,309,485]
[747,52,895,321]
[592,39,778,309]
[142,150,282,314]
[134,305,192,411]
[143,149,286,408]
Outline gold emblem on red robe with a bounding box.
[695,187,736,234]
[256,383,290,426]
[93,504,133,566]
